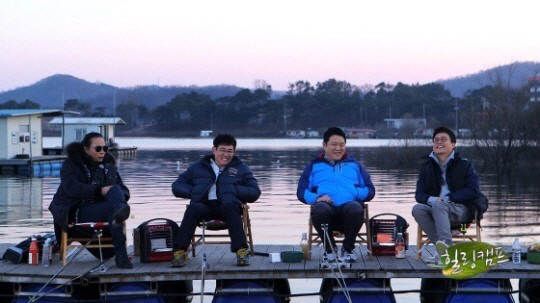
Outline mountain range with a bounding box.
[1,61,538,109]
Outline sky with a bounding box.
[1,0,539,92]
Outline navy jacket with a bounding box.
[172,155,260,205]
[48,142,130,232]
[415,152,486,219]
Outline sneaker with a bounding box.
[171,249,186,268]
[323,252,337,262]
[435,241,449,257]
[236,248,250,266]
[341,248,358,263]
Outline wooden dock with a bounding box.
[1,243,539,284]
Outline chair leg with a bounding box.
[61,230,68,265]
[416,225,423,259]
[364,204,372,256]
[243,207,254,256]
[307,218,314,255]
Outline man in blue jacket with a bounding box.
[413,126,487,259]
[297,127,375,262]
[171,134,261,267]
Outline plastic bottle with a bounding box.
[42,238,52,267]
[300,232,310,260]
[512,237,521,264]
[395,232,405,259]
[28,237,39,265]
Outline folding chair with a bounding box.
[416,209,481,259]
[190,204,254,257]
[60,222,125,265]
[307,203,372,256]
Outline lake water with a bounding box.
[1,137,538,302]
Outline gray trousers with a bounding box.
[412,201,469,246]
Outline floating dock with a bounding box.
[1,244,538,283]
[0,156,66,176]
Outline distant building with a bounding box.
[306,130,320,138]
[200,130,213,137]
[343,127,376,138]
[528,76,540,102]
[49,117,126,147]
[414,128,434,138]
[384,118,426,130]
[286,130,306,138]
[0,109,64,159]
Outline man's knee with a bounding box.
[344,202,363,218]
[412,203,429,219]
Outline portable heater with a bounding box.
[135,218,179,263]
[369,213,409,256]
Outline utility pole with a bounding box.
[454,98,459,133]
[283,100,287,135]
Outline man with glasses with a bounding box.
[171,134,261,267]
[412,126,487,261]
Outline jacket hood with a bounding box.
[66,142,116,166]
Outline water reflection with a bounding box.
[1,147,539,247]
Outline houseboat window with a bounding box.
[19,125,30,143]
[76,129,87,141]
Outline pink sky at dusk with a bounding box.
[1,0,539,92]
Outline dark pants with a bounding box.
[76,185,128,257]
[175,200,247,252]
[311,201,364,252]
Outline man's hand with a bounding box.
[101,185,112,196]
[317,195,333,204]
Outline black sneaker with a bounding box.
[236,248,250,266]
[115,255,133,269]
[112,205,130,223]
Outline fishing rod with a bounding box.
[321,224,352,303]
[200,221,209,303]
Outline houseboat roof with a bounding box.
[0,109,66,118]
[49,117,126,125]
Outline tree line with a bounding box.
[3,75,539,168]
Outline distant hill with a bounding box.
[0,74,116,108]
[0,74,245,110]
[438,61,540,97]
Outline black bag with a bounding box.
[134,218,179,263]
[2,233,55,264]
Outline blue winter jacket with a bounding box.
[297,154,375,206]
[172,155,260,205]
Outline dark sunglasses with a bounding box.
[92,145,109,152]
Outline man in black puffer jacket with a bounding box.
[171,134,261,267]
[49,132,132,268]
[413,127,488,261]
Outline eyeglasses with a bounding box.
[433,137,449,143]
[216,148,234,154]
[92,145,109,152]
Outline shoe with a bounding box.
[171,250,186,268]
[341,248,358,263]
[112,205,130,222]
[323,252,337,262]
[115,255,133,269]
[435,241,449,257]
[236,248,250,266]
